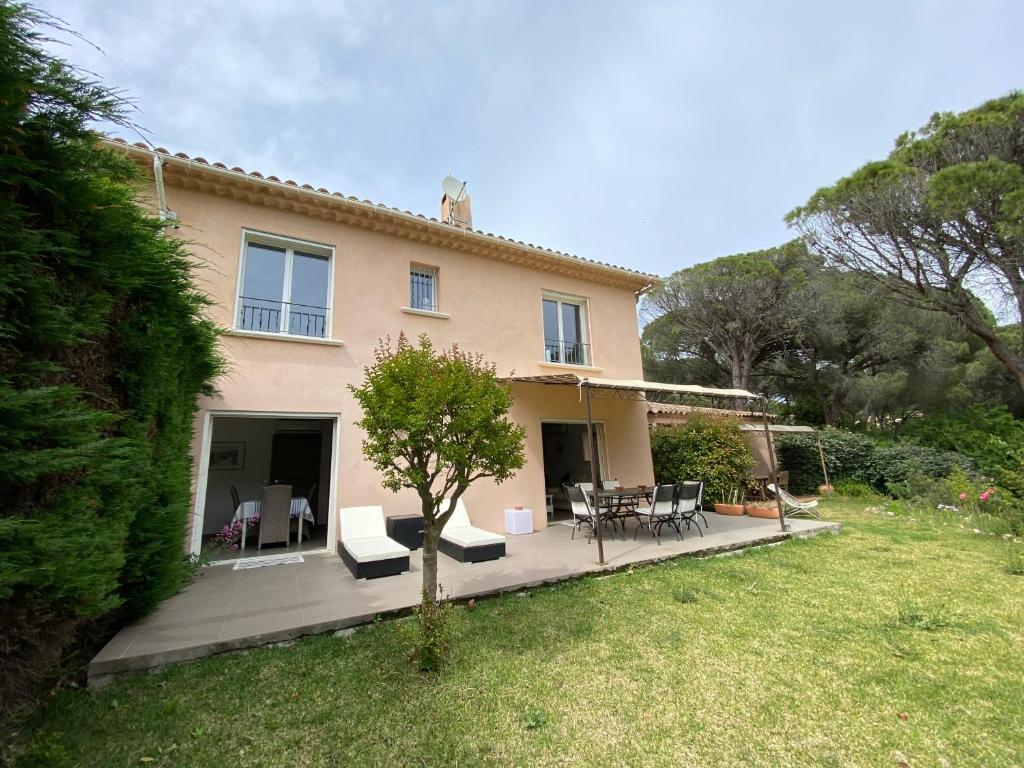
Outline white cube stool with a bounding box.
[504,507,534,535]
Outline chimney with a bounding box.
[440,177,472,229]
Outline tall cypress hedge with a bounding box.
[0,5,221,718]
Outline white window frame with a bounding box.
[190,411,341,558]
[408,263,439,312]
[234,229,335,339]
[541,290,591,366]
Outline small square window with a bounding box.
[410,266,438,312]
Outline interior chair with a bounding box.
[257,484,293,550]
[230,485,242,515]
[290,482,318,544]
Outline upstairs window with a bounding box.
[236,232,332,338]
[543,292,590,365]
[409,265,439,312]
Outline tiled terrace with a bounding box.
[89,513,840,686]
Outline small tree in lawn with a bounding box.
[350,334,525,668]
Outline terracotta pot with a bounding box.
[746,503,780,519]
[817,484,833,496]
[714,503,745,516]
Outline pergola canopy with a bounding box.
[506,373,786,563]
[505,373,757,400]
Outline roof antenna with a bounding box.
[442,174,467,225]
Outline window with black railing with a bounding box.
[236,236,331,339]
[238,297,328,338]
[544,338,591,365]
[542,294,590,365]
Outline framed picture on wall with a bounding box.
[210,441,245,471]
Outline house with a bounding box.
[106,139,660,557]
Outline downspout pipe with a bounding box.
[152,154,177,224]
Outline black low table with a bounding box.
[386,514,424,550]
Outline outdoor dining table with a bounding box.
[232,496,315,550]
[596,487,654,506]
[594,487,654,536]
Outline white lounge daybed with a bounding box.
[338,505,411,579]
[438,498,506,563]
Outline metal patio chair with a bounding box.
[675,482,704,537]
[565,484,620,542]
[634,484,681,544]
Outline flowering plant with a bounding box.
[214,515,260,550]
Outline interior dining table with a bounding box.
[232,496,315,550]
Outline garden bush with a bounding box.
[872,443,973,496]
[776,428,876,493]
[650,418,753,504]
[900,406,1024,496]
[0,6,221,722]
[776,427,973,495]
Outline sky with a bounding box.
[39,0,1023,278]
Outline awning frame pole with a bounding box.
[758,395,788,532]
[816,432,832,497]
[583,379,605,565]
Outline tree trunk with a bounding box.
[958,297,1024,395]
[421,527,439,605]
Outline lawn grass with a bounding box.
[14,498,1024,767]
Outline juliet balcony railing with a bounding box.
[544,338,590,366]
[237,296,329,339]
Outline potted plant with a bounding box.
[746,499,780,519]
[713,487,745,516]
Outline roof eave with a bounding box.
[103,138,661,291]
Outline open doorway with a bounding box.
[541,421,606,520]
[197,415,335,560]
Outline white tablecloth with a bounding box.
[232,497,315,526]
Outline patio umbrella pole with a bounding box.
[816,433,832,497]
[583,379,606,565]
[758,396,788,532]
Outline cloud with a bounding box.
[37,0,1024,276]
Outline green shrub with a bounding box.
[873,444,974,496]
[0,6,221,721]
[650,418,754,504]
[832,480,877,498]
[901,406,1024,496]
[776,427,973,495]
[776,428,876,493]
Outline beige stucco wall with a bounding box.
[167,182,652,547]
